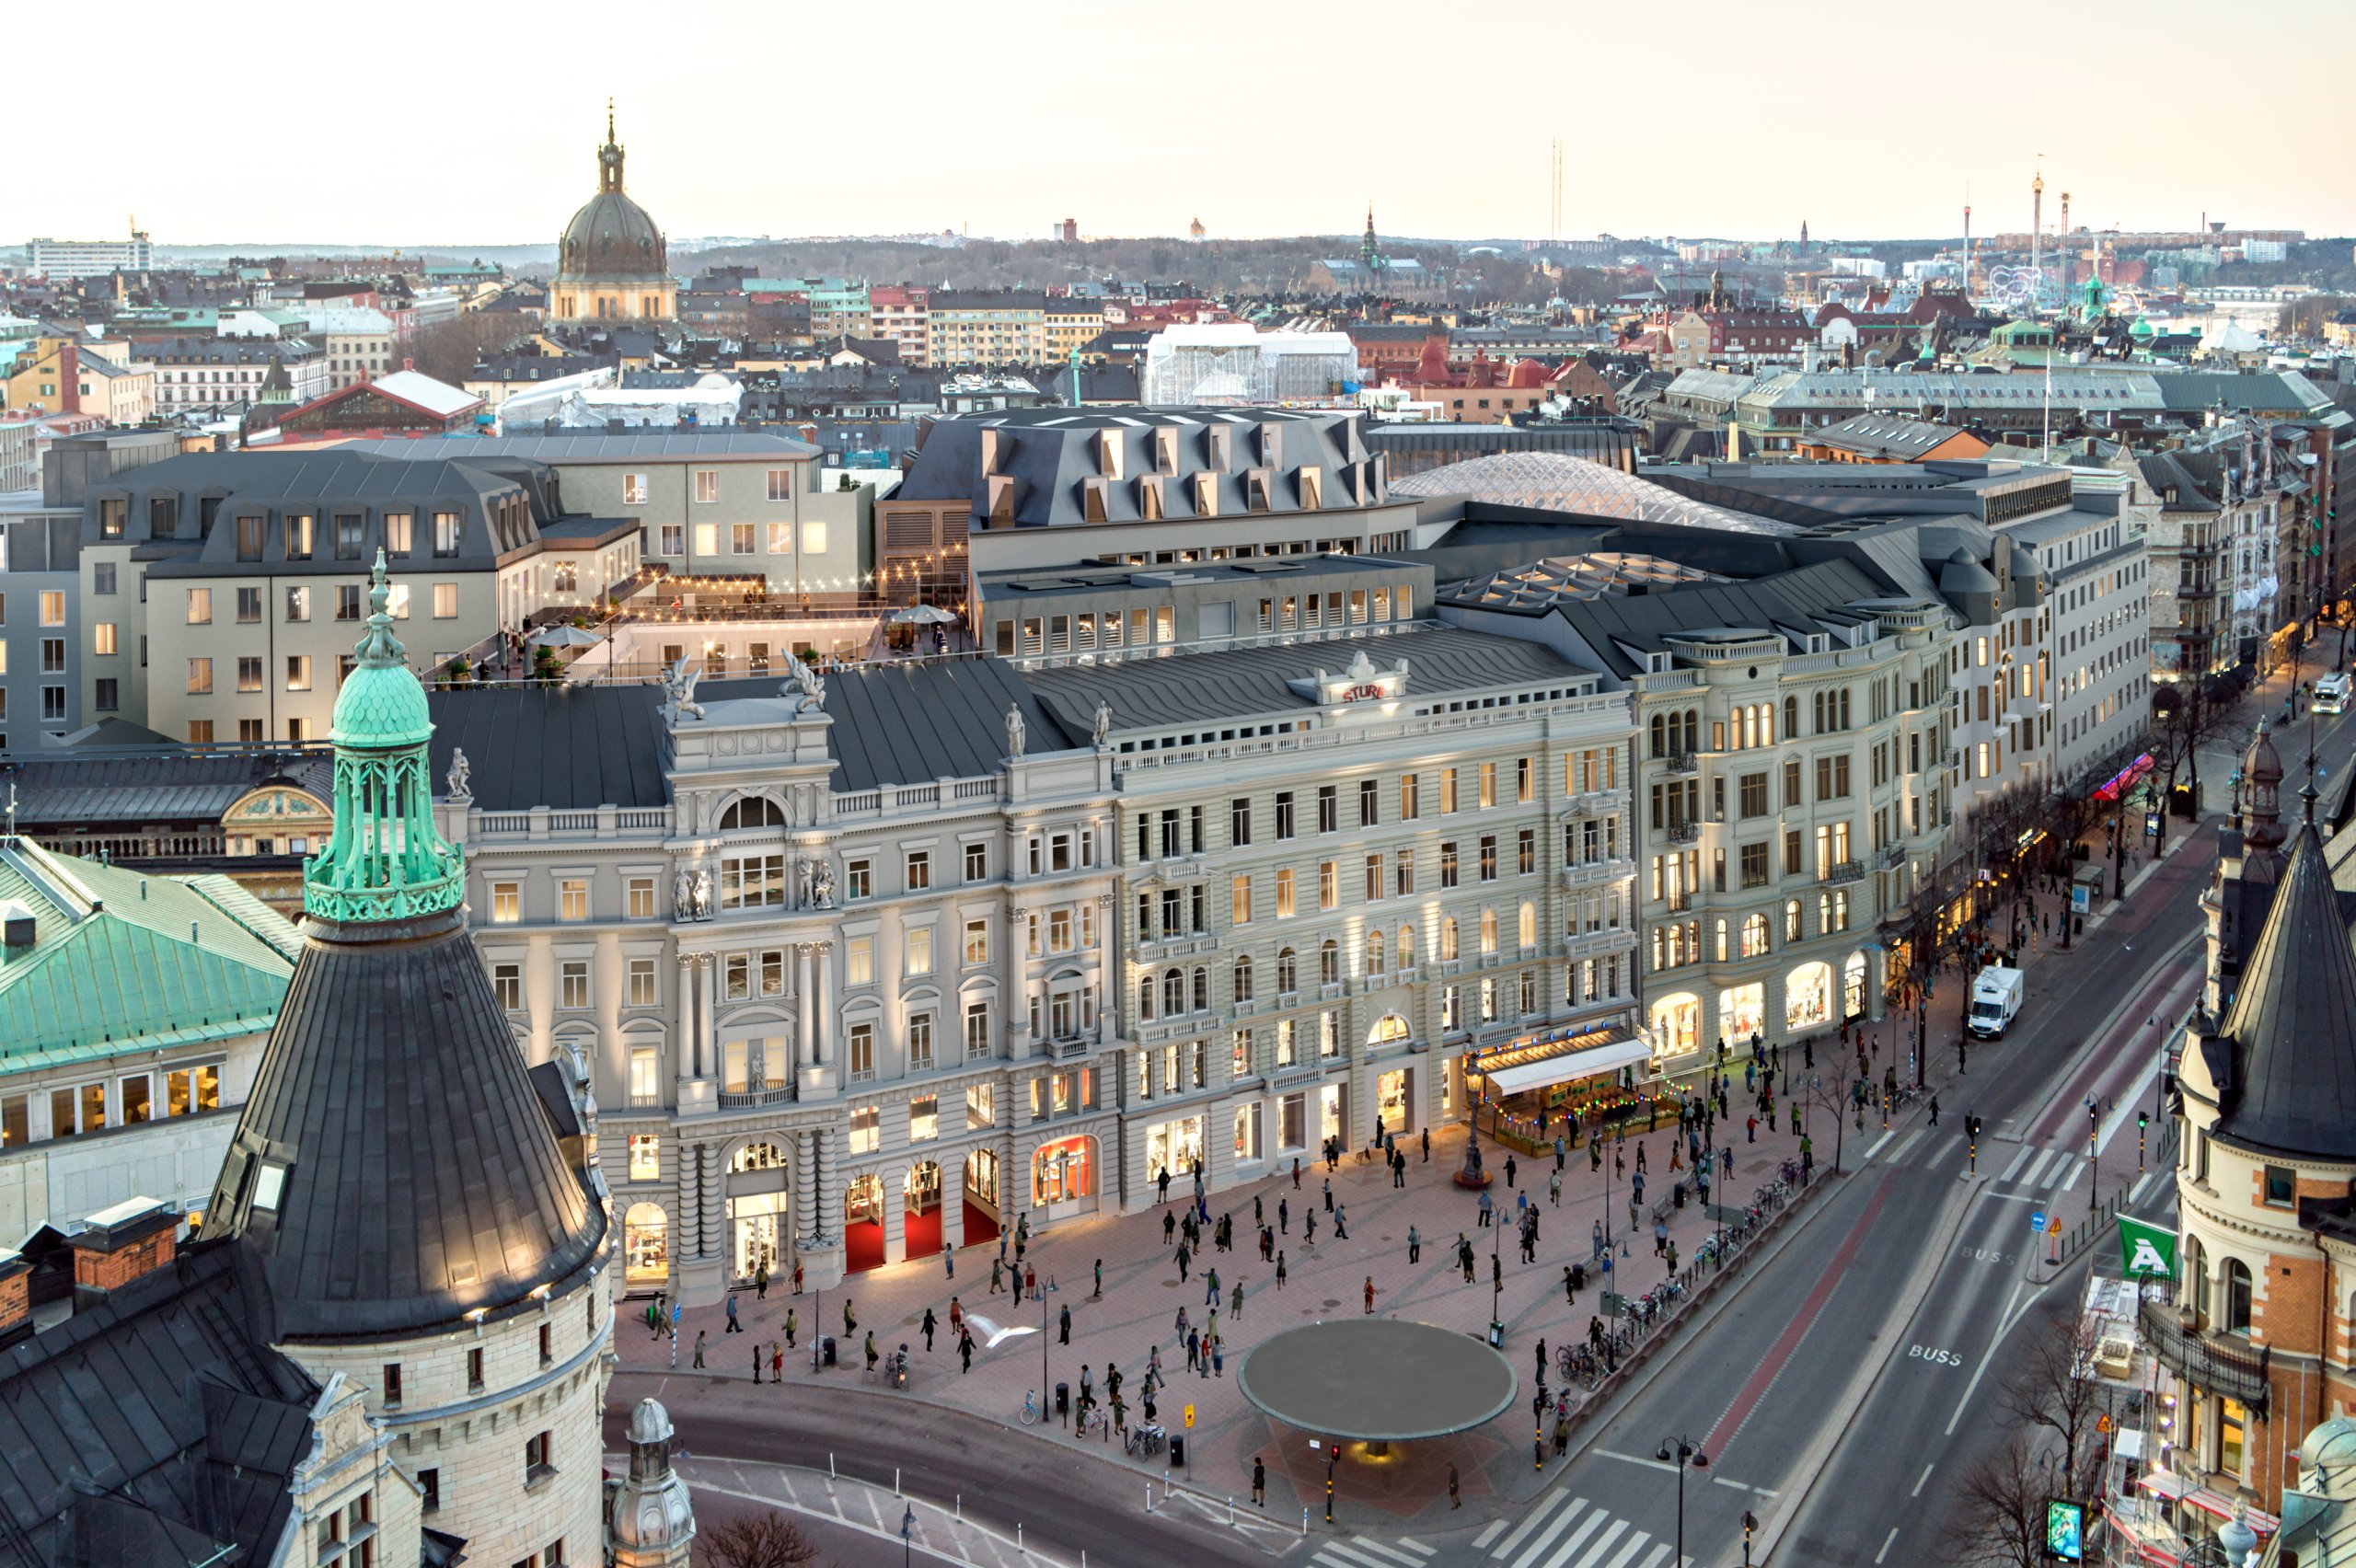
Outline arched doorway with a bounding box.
[1031,1136,1098,1221]
[904,1161,945,1259]
[844,1173,886,1274]
[1785,962,1834,1034]
[1648,992,1701,1056]
[727,1141,789,1286]
[623,1202,670,1290]
[1842,951,1868,1020]
[961,1147,1001,1249]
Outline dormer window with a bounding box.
[1206,425,1232,472]
[1194,472,1218,516]
[1299,467,1323,509]
[987,474,1016,525]
[1154,428,1180,476]
[1245,469,1273,513]
[980,428,1004,475]
[1138,478,1164,521]
[1257,423,1283,468]
[1081,477,1108,523]
[1097,429,1125,482]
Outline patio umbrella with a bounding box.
[528,625,605,647]
[887,605,958,627]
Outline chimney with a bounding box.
[57,340,80,416]
[69,1196,179,1311]
[0,1247,29,1349]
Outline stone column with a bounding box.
[814,943,834,1064]
[676,953,700,1078]
[814,1128,841,1246]
[882,1164,907,1267]
[793,1131,819,1248]
[1096,894,1118,1044]
[699,956,719,1078]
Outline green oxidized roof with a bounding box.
[0,844,296,1067]
[329,551,433,749]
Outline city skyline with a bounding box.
[16,0,2356,248]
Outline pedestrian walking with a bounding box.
[1303,1210,1317,1246]
[1460,1235,1475,1283]
[945,1246,953,1281]
[1186,1328,1201,1373]
[1276,1251,1288,1290]
[1093,1259,1103,1297]
[1333,1205,1349,1241]
[785,1309,798,1348]
[1206,1266,1221,1308]
[1929,1096,1940,1126]
[1505,1154,1518,1189]
[1407,1224,1422,1264]
[1563,1263,1577,1305]
[959,1331,975,1374]
[1278,1197,1289,1234]
[1422,1127,1431,1162]
[1232,1280,1244,1320]
[1364,1275,1376,1314]
[844,1298,857,1336]
[1024,1263,1038,1300]
[1293,1158,1302,1189]
[756,1262,769,1300]
[864,1331,879,1373]
[991,1257,1005,1294]
[922,1307,938,1352]
[1555,1135,1566,1171]
[1176,1243,1190,1282]
[1536,1339,1549,1385]
[1253,1457,1267,1507]
[1059,1304,1071,1344]
[1478,1189,1493,1228]
[1549,1168,1563,1207]
[725,1293,742,1333]
[1392,1149,1406,1189]
[1158,1168,1172,1205]
[1449,1461,1461,1509]
[692,1330,707,1369]
[771,1343,784,1382]
[754,1342,763,1383]
[1322,1176,1334,1213]
[1654,1217,1668,1258]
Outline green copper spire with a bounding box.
[304,548,464,924]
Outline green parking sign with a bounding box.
[2118,1214,2177,1280]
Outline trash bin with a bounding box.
[1673,1184,1686,1210]
[821,1335,837,1367]
[1170,1435,1185,1467]
[1571,1262,1587,1291]
[1056,1381,1069,1417]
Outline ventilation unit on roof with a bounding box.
[0,902,32,950]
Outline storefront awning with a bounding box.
[1476,1034,1651,1097]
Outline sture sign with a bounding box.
[1339,684,1386,703]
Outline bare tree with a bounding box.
[1997,1307,2110,1496]
[695,1510,823,1568]
[1946,1432,2049,1568]
[405,311,531,384]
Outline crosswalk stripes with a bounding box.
[1998,1144,2034,1183]
[1310,1535,1434,1568]
[1480,1493,1691,1568]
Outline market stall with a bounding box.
[1464,1024,1670,1152]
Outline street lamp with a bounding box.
[901,1504,916,1568]
[2086,1095,2101,1215]
[1655,1435,1709,1565]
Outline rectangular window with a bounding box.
[1275,791,1296,839]
[622,473,649,505]
[285,655,311,691]
[1230,875,1253,924]
[285,515,313,559]
[165,1064,220,1116]
[237,586,262,623]
[910,1093,940,1142]
[284,585,309,622]
[907,926,934,975]
[490,882,524,925]
[1363,855,1383,902]
[964,843,987,882]
[906,850,931,891]
[186,657,213,695]
[1230,797,1253,847]
[1395,847,1415,896]
[1317,786,1338,834]
[384,512,412,555]
[964,920,990,965]
[1443,769,1460,814]
[559,961,589,1009]
[560,879,588,921]
[1479,762,1496,809]
[628,1049,659,1107]
[846,936,874,986]
[849,1025,876,1084]
[1401,773,1420,819]
[493,963,523,1010]
[1440,842,1460,889]
[802,521,828,556]
[627,957,657,1006]
[1275,868,1297,918]
[1318,860,1337,911]
[694,469,721,504]
[1480,836,1498,882]
[966,1078,994,1126]
[433,511,461,556]
[628,876,656,918]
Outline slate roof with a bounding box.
[1022,628,1579,736]
[341,431,820,463]
[0,841,297,1068]
[2213,822,2356,1160]
[0,1240,318,1568]
[203,905,608,1340]
[425,685,669,811]
[705,660,1064,792]
[3,752,332,827]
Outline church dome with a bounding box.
[557,112,669,286]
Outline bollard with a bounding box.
[895,1468,901,1496]
[1302,1507,1310,1536]
[828,1453,836,1482]
[1229,1496,1235,1523]
[1017,1523,1023,1551]
[1146,1482,1153,1512]
[955,1494,962,1521]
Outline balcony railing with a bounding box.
[2139,1299,2269,1412]
[1883,845,1907,870]
[1820,859,1865,886]
[1666,890,1693,913]
[718,1086,794,1110]
[1047,1033,1092,1058]
[1667,819,1702,845]
[1663,751,1701,778]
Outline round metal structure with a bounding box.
[1237,1320,1518,1442]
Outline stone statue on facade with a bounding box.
[796,858,816,908]
[688,867,712,918]
[674,868,695,916]
[811,859,836,908]
[1091,701,1112,749]
[445,747,472,804]
[800,662,826,710]
[663,657,705,722]
[1005,703,1027,759]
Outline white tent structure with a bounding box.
[1141,324,1357,405]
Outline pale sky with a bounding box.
[18,0,2356,248]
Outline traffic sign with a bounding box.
[2048,1216,2063,1236]
[2029,1209,2047,1232]
[1184,1404,1195,1429]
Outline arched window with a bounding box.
[1397,925,1415,968]
[1714,917,1728,962]
[1368,1013,1410,1046]
[731,1140,786,1172]
[1319,940,1340,986]
[719,795,787,831]
[1518,902,1536,950]
[1276,947,1298,993]
[1742,913,1771,958]
[1441,918,1460,961]
[1232,953,1254,1002]
[1760,703,1774,744]
[1785,899,1803,942]
[1366,930,1385,975]
[1161,968,1185,1018]
[1649,713,1668,757]
[1480,908,1499,956]
[2223,1259,2254,1335]
[1784,695,1800,739]
[1681,710,1700,755]
[1818,894,1831,935]
[1191,966,1210,1012]
[1138,975,1157,1021]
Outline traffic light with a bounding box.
[2138,1111,2148,1129]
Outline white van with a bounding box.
[2316,673,2350,715]
[1969,965,2026,1039]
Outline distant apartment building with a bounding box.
[1044,297,1106,364]
[146,337,329,414]
[0,502,83,752]
[868,285,930,365]
[927,292,1047,367]
[22,232,155,280]
[0,338,156,427]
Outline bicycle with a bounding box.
[1126,1423,1167,1458]
[1019,1389,1039,1426]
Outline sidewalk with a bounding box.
[620,1086,1823,1522]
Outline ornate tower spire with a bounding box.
[304,549,464,925]
[599,101,626,195]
